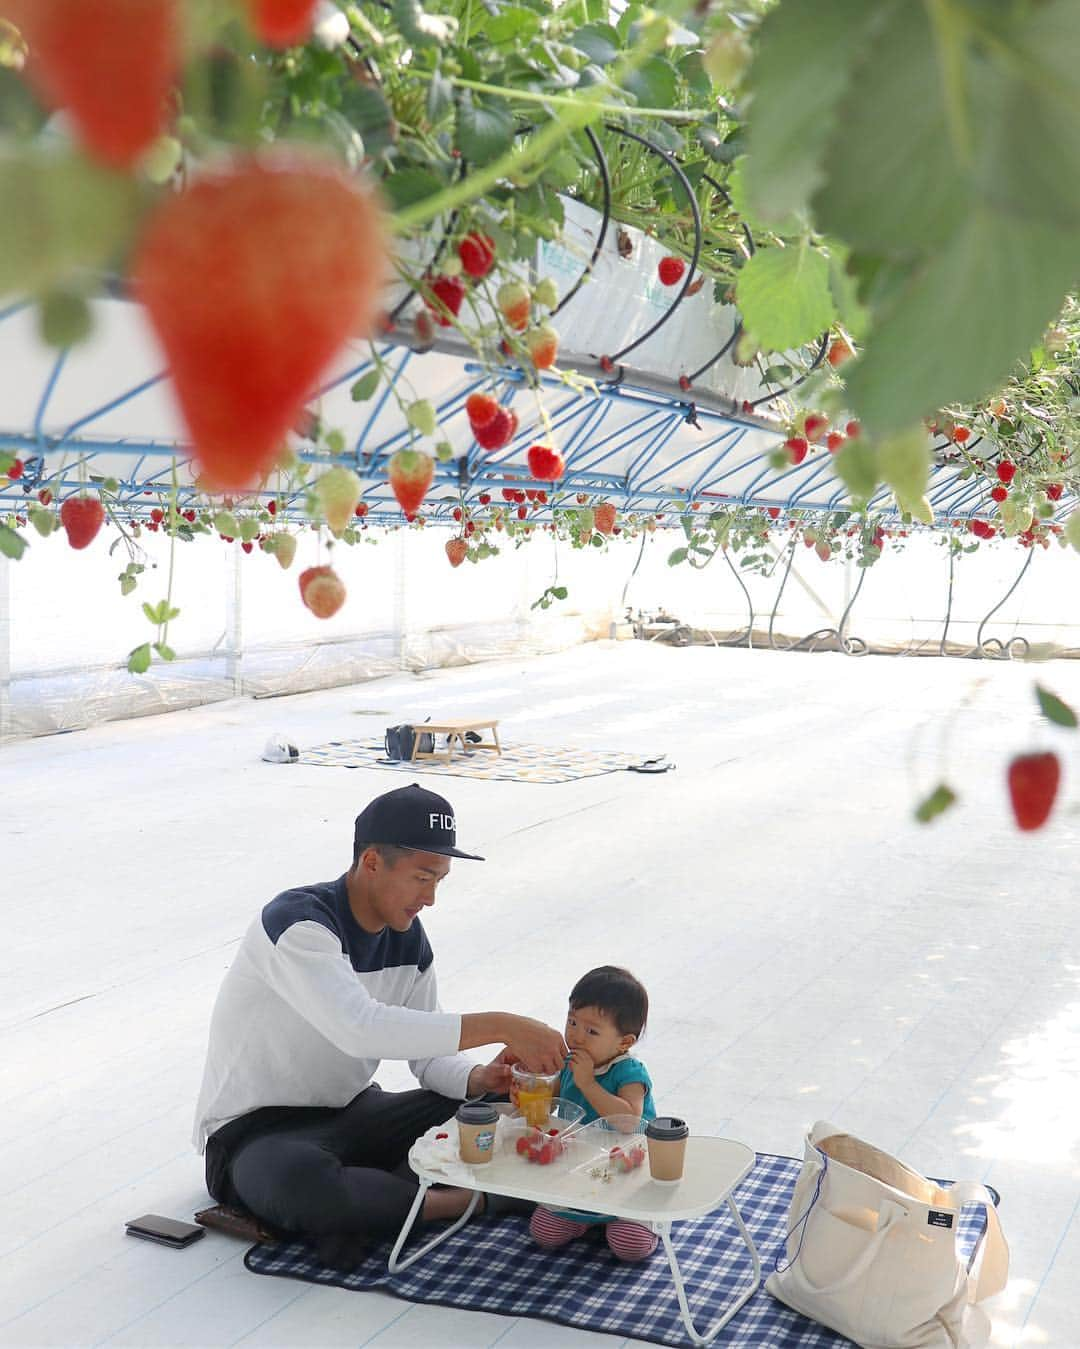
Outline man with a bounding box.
[193,782,566,1261]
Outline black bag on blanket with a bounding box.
[384,724,435,760]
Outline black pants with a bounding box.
[206,1084,460,1248]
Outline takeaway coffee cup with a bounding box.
[457,1103,499,1165]
[646,1117,689,1183]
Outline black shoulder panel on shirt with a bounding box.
[261,877,437,977]
[261,881,343,950]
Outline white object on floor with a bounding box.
[260,733,299,764]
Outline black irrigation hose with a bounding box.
[551,125,611,319]
[939,546,957,656]
[719,544,754,649]
[767,536,869,655]
[385,161,469,327]
[680,170,751,388]
[974,548,1035,659]
[599,124,703,369]
[747,331,830,411]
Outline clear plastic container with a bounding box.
[576,1113,648,1174]
[507,1097,586,1166]
[509,1064,561,1127]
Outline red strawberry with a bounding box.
[445,537,467,568]
[60,496,105,549]
[502,489,516,503]
[594,502,616,535]
[991,485,1008,503]
[497,281,530,332]
[458,233,495,280]
[388,449,434,514]
[997,460,1017,484]
[845,420,861,438]
[803,413,829,442]
[299,565,346,618]
[466,392,500,429]
[354,501,368,518]
[150,507,164,523]
[478,492,491,505]
[38,489,52,505]
[526,324,558,370]
[826,432,844,453]
[952,426,970,444]
[241,540,253,553]
[474,407,516,452]
[517,505,527,520]
[515,1136,529,1156]
[827,337,853,367]
[527,445,564,480]
[248,0,317,45]
[784,436,808,465]
[657,256,685,286]
[425,274,465,326]
[767,506,780,519]
[1007,752,1061,831]
[133,150,388,490]
[1047,483,1064,501]
[6,458,24,480]
[10,0,180,170]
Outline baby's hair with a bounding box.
[569,966,649,1039]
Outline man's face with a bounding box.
[369,848,451,931]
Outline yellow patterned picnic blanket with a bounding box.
[299,738,651,783]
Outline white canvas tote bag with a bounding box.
[766,1122,1008,1348]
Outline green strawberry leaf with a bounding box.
[153,642,177,663]
[735,241,835,353]
[407,399,438,436]
[0,523,27,559]
[914,783,957,824]
[350,369,381,402]
[127,643,152,675]
[833,439,879,503]
[668,547,688,566]
[742,0,887,227]
[1035,684,1078,729]
[456,94,515,167]
[845,208,1080,436]
[570,22,621,65]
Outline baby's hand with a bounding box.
[568,1049,595,1089]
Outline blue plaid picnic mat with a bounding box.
[243,1153,997,1347]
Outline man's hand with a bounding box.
[568,1048,596,1091]
[466,1055,513,1098]
[502,1015,567,1075]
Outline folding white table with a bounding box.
[389,1130,761,1346]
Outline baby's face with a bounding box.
[565,1004,631,1067]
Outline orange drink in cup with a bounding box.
[510,1065,559,1128]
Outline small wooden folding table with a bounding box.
[410,718,501,765]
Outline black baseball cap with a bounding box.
[353,784,485,862]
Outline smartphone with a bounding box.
[125,1214,206,1249]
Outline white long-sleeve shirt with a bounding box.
[193,874,476,1151]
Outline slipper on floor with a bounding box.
[628,757,676,774]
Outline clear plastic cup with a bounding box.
[510,1064,560,1128]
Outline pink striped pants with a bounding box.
[530,1206,658,1262]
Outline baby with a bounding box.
[529,965,658,1261]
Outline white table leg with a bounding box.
[659,1197,762,1346]
[387,1182,482,1274]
